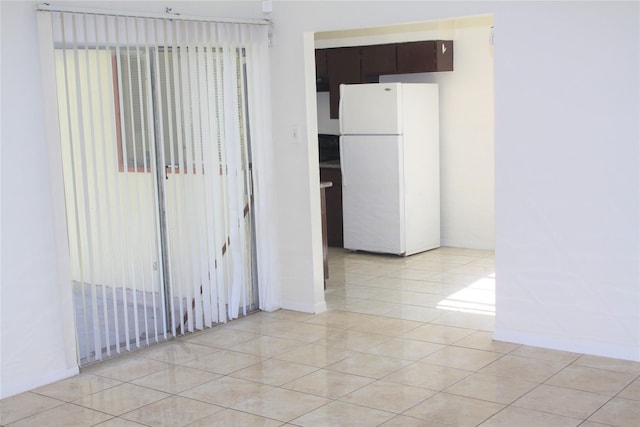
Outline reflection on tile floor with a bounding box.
[2,247,640,426]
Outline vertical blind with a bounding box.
[37,8,274,365]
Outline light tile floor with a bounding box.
[2,247,640,426]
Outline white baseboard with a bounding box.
[494,328,640,362]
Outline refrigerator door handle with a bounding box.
[339,140,346,187]
[339,84,344,134]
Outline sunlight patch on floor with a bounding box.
[437,273,495,316]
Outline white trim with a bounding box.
[280,298,327,315]
[36,3,271,26]
[494,328,640,362]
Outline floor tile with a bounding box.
[181,327,259,349]
[510,345,581,364]
[272,343,353,367]
[228,335,305,357]
[383,305,441,322]
[131,365,220,393]
[6,403,112,427]
[94,419,147,426]
[179,376,274,407]
[574,354,640,375]
[380,414,451,426]
[85,356,172,382]
[72,383,169,416]
[0,392,64,424]
[121,396,223,427]
[479,354,568,383]
[619,377,640,401]
[343,299,403,315]
[577,422,615,427]
[445,372,538,404]
[282,369,373,399]
[9,247,640,427]
[221,315,282,335]
[291,400,395,427]
[262,309,317,322]
[431,311,495,331]
[231,387,330,422]
[184,408,283,427]
[263,321,340,343]
[324,271,379,286]
[181,349,264,374]
[31,373,121,402]
[512,384,611,419]
[382,362,471,391]
[341,380,435,413]
[384,268,442,281]
[371,289,442,308]
[136,341,218,364]
[402,323,474,344]
[420,346,501,371]
[315,329,390,352]
[588,397,640,427]
[479,406,582,427]
[230,358,318,386]
[327,286,381,300]
[545,365,637,395]
[365,337,444,361]
[349,316,423,337]
[304,310,373,329]
[327,352,411,379]
[454,331,519,353]
[403,392,504,426]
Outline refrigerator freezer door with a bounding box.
[341,135,405,254]
[339,83,403,135]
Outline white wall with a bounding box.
[493,1,639,360]
[1,1,79,398]
[317,16,495,249]
[1,0,639,398]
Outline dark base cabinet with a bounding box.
[320,167,343,247]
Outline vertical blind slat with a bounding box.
[46,9,265,365]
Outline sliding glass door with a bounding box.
[45,11,261,366]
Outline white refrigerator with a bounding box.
[339,82,440,256]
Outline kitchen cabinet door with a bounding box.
[397,40,453,73]
[327,47,361,119]
[360,44,396,82]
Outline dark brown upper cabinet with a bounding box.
[316,41,453,118]
[361,44,397,82]
[396,40,454,73]
[315,49,328,76]
[326,47,362,118]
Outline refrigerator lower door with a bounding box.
[341,135,405,255]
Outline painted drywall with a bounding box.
[493,1,639,360]
[316,16,495,249]
[1,0,638,398]
[1,1,79,398]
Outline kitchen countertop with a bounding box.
[319,160,341,169]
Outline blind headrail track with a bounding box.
[37,3,271,26]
